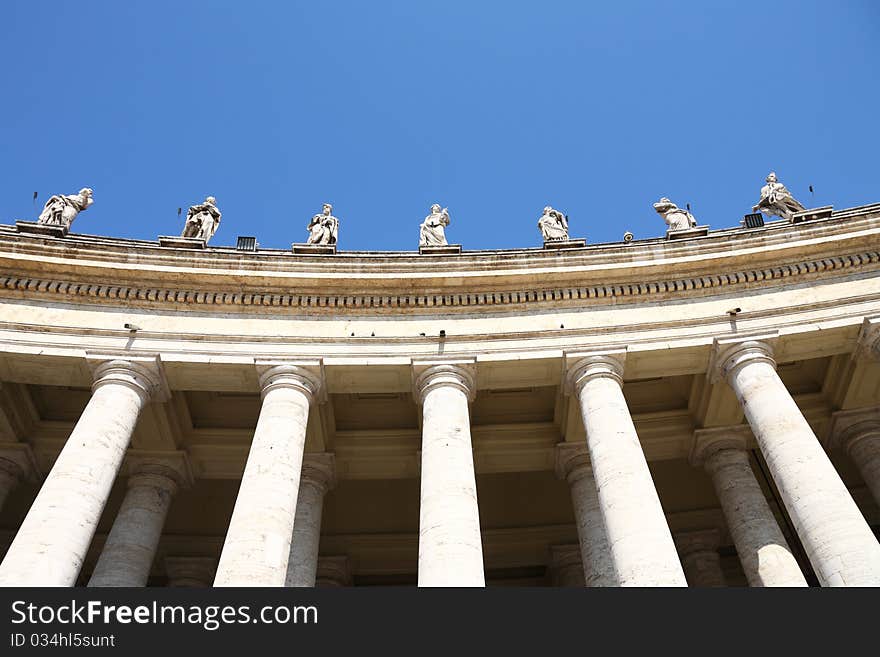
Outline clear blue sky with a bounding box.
[1,2,877,251]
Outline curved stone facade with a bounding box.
[1,204,879,585]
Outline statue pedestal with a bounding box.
[543,238,586,250]
[791,206,833,224]
[419,244,462,255]
[16,221,68,238]
[292,243,336,255]
[158,236,206,249]
[666,225,709,240]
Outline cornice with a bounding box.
[0,248,877,314]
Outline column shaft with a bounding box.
[703,446,806,586]
[721,341,880,585]
[214,364,320,587]
[285,455,334,587]
[416,364,484,586]
[571,354,687,586]
[88,470,179,587]
[846,432,880,508]
[0,359,160,586]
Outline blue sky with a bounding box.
[1,2,877,251]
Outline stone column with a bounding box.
[88,454,191,587]
[828,408,880,508]
[547,544,586,587]
[214,361,323,587]
[691,427,807,587]
[565,350,687,586]
[713,337,880,586]
[316,556,352,587]
[675,529,726,587]
[554,443,616,586]
[0,444,37,512]
[413,360,484,587]
[0,356,166,586]
[285,453,336,587]
[165,557,217,587]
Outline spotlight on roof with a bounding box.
[124,323,142,331]
[236,236,257,251]
[741,213,764,229]
[727,307,741,316]
[623,231,634,242]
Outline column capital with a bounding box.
[856,316,880,361]
[411,359,476,403]
[707,333,778,384]
[316,555,352,587]
[0,443,39,484]
[122,450,194,492]
[255,359,324,404]
[826,406,880,452]
[86,353,170,403]
[562,348,626,395]
[164,556,217,587]
[554,442,592,484]
[689,425,755,467]
[301,452,336,494]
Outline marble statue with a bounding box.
[753,172,806,221]
[36,188,93,228]
[653,197,697,233]
[306,203,339,245]
[419,204,450,246]
[182,196,222,243]
[538,206,569,241]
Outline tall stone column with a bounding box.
[675,529,727,587]
[88,454,191,587]
[691,427,807,587]
[0,444,37,512]
[165,557,217,587]
[565,350,687,586]
[413,360,484,587]
[285,453,336,587]
[214,361,323,587]
[547,544,586,587]
[554,443,616,586]
[0,356,166,586]
[828,408,880,508]
[713,337,880,586]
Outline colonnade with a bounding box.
[1,335,880,587]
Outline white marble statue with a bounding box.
[753,172,806,221]
[182,196,222,243]
[538,206,569,241]
[419,204,450,246]
[306,203,339,245]
[653,197,697,233]
[36,188,93,228]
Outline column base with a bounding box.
[419,244,461,255]
[791,206,833,224]
[666,225,709,240]
[158,236,206,249]
[16,221,68,238]
[292,243,337,255]
[543,238,587,249]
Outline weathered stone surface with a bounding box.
[691,427,806,587]
[214,361,323,587]
[555,443,615,586]
[566,350,687,587]
[0,357,166,586]
[413,360,484,586]
[286,453,335,587]
[713,337,880,586]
